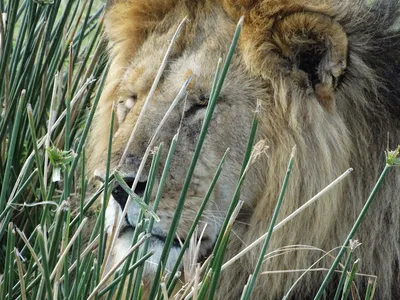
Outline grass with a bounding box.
[0,1,399,299]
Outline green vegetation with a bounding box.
[0,1,398,299]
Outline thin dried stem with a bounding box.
[118,16,188,166]
[87,234,150,300]
[14,248,27,300]
[104,75,192,269]
[59,235,100,282]
[50,218,88,279]
[222,168,353,271]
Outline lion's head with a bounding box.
[87,0,400,298]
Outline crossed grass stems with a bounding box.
[0,0,399,299]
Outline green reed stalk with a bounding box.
[241,149,295,300]
[0,90,25,213]
[98,251,154,298]
[314,161,394,299]
[96,105,115,290]
[37,227,53,300]
[333,249,353,300]
[167,148,230,293]
[128,146,163,300]
[206,101,258,299]
[147,16,244,300]
[341,259,359,300]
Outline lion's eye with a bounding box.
[196,93,209,106]
[116,94,137,123]
[125,93,137,109]
[185,93,209,117]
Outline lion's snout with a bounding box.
[111,177,147,210]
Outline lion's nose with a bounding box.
[111,177,147,209]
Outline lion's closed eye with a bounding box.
[184,92,209,118]
[116,94,137,123]
[126,94,137,109]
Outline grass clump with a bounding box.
[0,0,107,298]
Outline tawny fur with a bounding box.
[87,0,400,299]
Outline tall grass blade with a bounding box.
[314,151,398,299]
[241,147,295,300]
[147,16,244,300]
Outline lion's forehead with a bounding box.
[114,5,239,89]
[120,32,266,107]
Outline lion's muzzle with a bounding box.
[111,177,147,210]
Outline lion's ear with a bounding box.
[241,8,348,111]
[273,12,348,110]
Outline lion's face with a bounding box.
[94,0,352,277]
[98,8,267,273]
[88,1,400,298]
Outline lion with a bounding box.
[87,0,400,298]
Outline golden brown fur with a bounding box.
[87,0,400,298]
